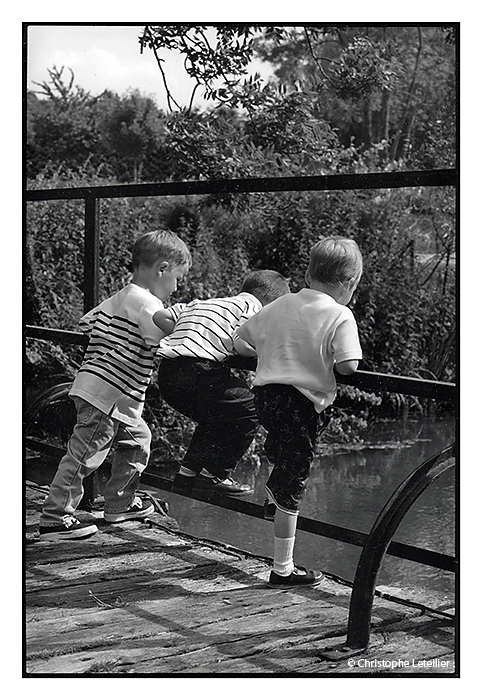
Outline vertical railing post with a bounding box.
[83,197,100,313]
[80,196,100,508]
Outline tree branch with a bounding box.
[303,28,341,88]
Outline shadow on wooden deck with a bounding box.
[25,483,456,676]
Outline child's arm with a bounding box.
[153,308,176,335]
[152,302,186,335]
[332,312,362,375]
[233,330,258,356]
[335,359,359,375]
[139,302,186,346]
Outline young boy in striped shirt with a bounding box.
[154,270,290,496]
[39,230,192,541]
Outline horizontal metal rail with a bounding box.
[25,325,457,402]
[24,436,456,574]
[25,169,456,202]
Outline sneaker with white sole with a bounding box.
[197,475,254,496]
[268,565,324,588]
[104,495,155,523]
[39,515,98,542]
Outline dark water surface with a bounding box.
[163,419,456,601]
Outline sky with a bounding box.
[25,24,272,112]
[26,24,203,110]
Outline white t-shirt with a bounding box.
[234,288,362,412]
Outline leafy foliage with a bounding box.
[25,24,457,443]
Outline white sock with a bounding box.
[179,466,197,477]
[273,536,295,576]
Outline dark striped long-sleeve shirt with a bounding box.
[156,292,262,362]
[70,283,167,426]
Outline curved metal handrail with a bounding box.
[321,443,456,659]
[23,381,73,429]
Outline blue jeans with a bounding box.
[40,397,151,525]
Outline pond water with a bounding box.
[162,418,456,601]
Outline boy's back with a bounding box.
[39,228,192,540]
[232,237,363,588]
[235,287,362,411]
[157,292,262,362]
[72,282,166,426]
[156,269,290,496]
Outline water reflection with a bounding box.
[167,419,456,599]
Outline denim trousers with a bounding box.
[40,397,151,525]
[157,358,258,479]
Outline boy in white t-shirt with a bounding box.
[234,237,363,588]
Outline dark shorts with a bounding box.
[254,384,328,514]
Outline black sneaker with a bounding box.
[198,475,254,496]
[39,515,98,542]
[172,473,196,493]
[263,499,276,521]
[104,496,155,523]
[268,566,324,588]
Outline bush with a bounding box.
[25,166,456,452]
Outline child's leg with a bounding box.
[255,385,324,585]
[40,398,117,526]
[273,507,298,576]
[157,359,207,477]
[103,417,151,515]
[159,359,256,492]
[188,366,257,480]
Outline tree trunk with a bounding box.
[390,27,424,160]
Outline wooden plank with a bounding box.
[26,593,454,675]
[24,484,455,676]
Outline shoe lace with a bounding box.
[138,490,169,516]
[225,477,246,487]
[62,514,80,527]
[130,496,143,509]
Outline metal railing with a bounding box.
[26,169,456,312]
[320,443,456,659]
[25,168,457,651]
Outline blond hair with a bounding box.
[132,230,192,270]
[308,237,363,286]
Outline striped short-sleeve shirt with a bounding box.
[70,283,166,426]
[157,292,262,362]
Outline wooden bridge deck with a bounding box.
[25,482,456,676]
